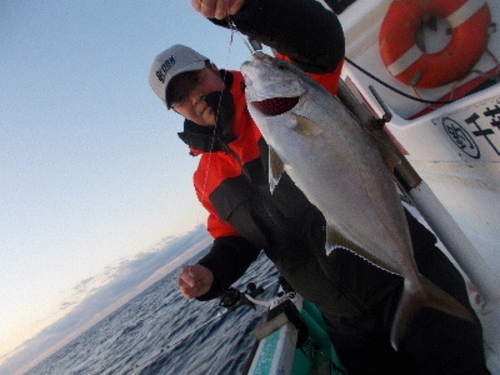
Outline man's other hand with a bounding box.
[178,264,215,299]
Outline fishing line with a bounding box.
[188,2,257,201]
[130,309,230,371]
[164,310,228,349]
[130,279,274,371]
[228,18,261,54]
[187,0,230,199]
[160,14,255,368]
[197,15,252,202]
[154,7,272,371]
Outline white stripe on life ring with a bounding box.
[387,44,423,77]
[448,0,487,28]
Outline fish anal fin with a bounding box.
[390,275,476,351]
[294,115,323,136]
[325,226,353,256]
[268,146,285,193]
[325,225,392,273]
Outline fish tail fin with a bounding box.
[390,275,476,351]
[390,279,422,351]
[420,275,476,322]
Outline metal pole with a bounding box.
[337,81,500,305]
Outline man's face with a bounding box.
[168,64,226,126]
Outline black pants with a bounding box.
[325,213,490,375]
[267,207,489,374]
[326,279,489,375]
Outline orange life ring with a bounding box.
[379,0,491,88]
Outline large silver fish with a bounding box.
[241,52,474,350]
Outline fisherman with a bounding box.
[149,0,489,373]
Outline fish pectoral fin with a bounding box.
[294,115,323,136]
[268,146,285,193]
[390,275,476,351]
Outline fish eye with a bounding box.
[277,64,286,70]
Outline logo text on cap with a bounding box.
[156,56,176,84]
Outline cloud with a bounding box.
[58,301,76,311]
[0,225,210,375]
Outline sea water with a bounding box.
[26,250,278,375]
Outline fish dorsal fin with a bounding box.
[268,146,285,193]
[294,115,323,136]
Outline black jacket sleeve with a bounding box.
[196,235,261,300]
[210,0,345,74]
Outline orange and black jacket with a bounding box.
[177,0,345,299]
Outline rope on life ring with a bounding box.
[379,0,492,88]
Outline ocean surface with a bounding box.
[26,249,279,375]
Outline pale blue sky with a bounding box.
[0,0,251,368]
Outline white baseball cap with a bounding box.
[149,44,210,108]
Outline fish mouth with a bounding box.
[251,96,300,117]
